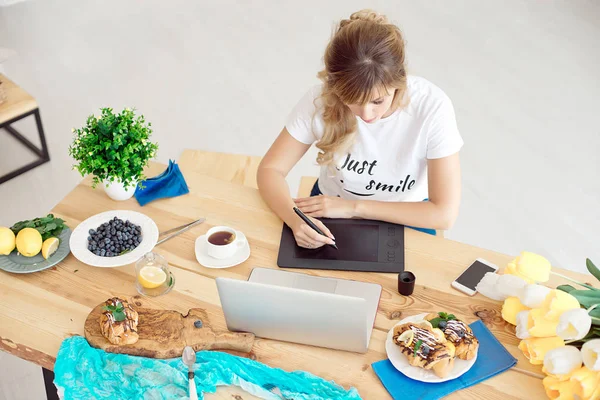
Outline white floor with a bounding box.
[0,1,599,398]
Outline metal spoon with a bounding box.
[182,346,198,400]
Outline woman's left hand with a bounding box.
[294,195,357,219]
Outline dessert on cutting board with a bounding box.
[100,297,139,345]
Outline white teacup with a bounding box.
[205,226,245,260]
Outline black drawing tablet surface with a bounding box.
[277,218,404,273]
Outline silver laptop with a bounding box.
[216,268,382,353]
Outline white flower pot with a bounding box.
[103,179,137,201]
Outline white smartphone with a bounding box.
[451,258,499,296]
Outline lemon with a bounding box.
[432,328,446,342]
[138,266,167,289]
[413,320,433,330]
[398,330,415,346]
[0,227,16,255]
[16,228,43,257]
[447,342,456,357]
[41,237,60,260]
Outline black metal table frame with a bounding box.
[0,107,50,184]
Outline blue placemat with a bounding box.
[372,320,516,400]
[134,159,189,206]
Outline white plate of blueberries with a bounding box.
[69,210,159,267]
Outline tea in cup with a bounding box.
[205,226,245,259]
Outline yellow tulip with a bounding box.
[505,251,551,283]
[502,297,530,325]
[543,375,577,400]
[519,337,565,365]
[540,290,581,320]
[528,308,560,338]
[569,366,600,399]
[505,259,534,283]
[587,382,600,400]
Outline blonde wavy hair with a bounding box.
[316,10,408,166]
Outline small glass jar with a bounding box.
[135,252,175,297]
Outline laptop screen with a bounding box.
[293,223,379,262]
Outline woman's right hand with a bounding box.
[291,217,335,249]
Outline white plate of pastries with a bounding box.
[385,312,479,382]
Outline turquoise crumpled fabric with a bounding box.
[54,337,362,400]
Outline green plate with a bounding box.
[0,228,71,273]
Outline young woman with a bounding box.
[257,10,463,249]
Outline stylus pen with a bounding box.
[293,207,338,250]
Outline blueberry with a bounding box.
[421,345,430,355]
[128,240,133,245]
[99,242,105,248]
[105,238,110,243]
[194,320,203,328]
[438,320,447,330]
[458,331,465,338]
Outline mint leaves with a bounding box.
[10,214,67,241]
[414,339,423,353]
[430,312,456,328]
[103,303,126,322]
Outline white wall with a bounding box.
[0,0,599,274]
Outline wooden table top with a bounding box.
[0,160,593,399]
[0,73,38,125]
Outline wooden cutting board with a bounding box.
[84,302,254,358]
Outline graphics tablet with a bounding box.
[277,218,404,273]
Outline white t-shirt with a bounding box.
[286,76,463,202]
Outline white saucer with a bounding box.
[194,231,250,269]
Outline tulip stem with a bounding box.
[588,304,599,313]
[550,271,599,291]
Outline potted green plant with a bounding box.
[69,107,159,201]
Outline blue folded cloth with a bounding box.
[135,160,189,206]
[54,336,362,400]
[372,320,517,400]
